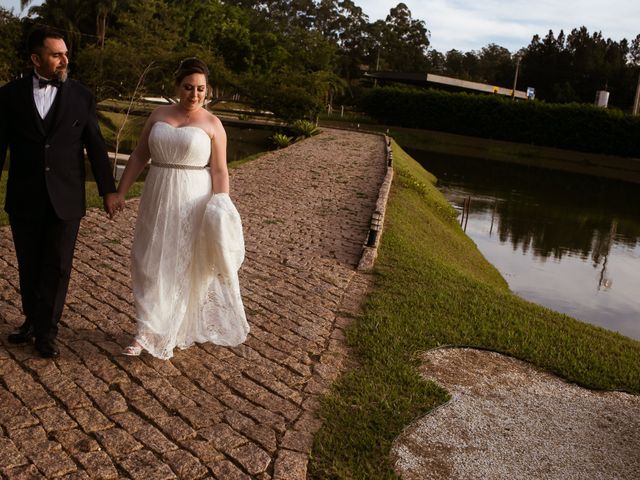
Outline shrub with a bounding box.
[271,132,294,149]
[360,87,640,157]
[290,119,320,138]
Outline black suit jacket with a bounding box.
[0,75,116,220]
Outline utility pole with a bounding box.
[633,70,640,116]
[511,56,521,101]
[374,47,381,88]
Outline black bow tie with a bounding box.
[38,78,62,88]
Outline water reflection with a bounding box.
[225,125,274,162]
[409,149,640,340]
[95,126,274,182]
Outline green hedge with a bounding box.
[361,87,640,158]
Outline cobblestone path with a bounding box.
[0,128,387,479]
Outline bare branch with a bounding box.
[113,61,155,177]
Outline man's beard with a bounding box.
[55,67,68,82]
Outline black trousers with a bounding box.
[9,199,81,342]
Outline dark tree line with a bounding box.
[1,0,638,115]
[518,28,640,108]
[427,30,640,109]
[0,0,431,117]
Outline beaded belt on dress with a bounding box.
[150,162,208,170]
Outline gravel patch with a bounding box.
[392,347,640,480]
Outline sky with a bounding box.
[362,0,640,52]
[2,0,639,53]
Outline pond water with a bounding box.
[106,124,274,181]
[408,149,640,340]
[225,125,274,162]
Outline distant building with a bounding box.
[363,71,529,100]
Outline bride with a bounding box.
[113,58,249,359]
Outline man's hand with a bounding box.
[104,192,125,219]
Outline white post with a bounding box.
[374,47,381,87]
[633,70,640,116]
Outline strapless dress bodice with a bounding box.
[149,121,211,167]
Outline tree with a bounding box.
[26,0,93,56]
[442,49,465,77]
[369,3,430,72]
[0,7,23,82]
[164,0,255,73]
[76,0,222,100]
[95,0,118,49]
[630,34,640,65]
[225,0,316,29]
[518,26,638,108]
[315,0,371,83]
[240,68,343,120]
[520,30,574,102]
[476,43,513,86]
[426,49,445,73]
[566,27,607,97]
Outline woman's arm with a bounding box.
[116,112,157,197]
[210,116,229,194]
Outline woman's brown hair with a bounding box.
[173,57,209,85]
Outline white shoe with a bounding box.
[123,341,143,356]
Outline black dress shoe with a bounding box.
[34,339,60,358]
[8,324,34,344]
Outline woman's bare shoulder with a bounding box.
[187,110,222,140]
[203,110,225,132]
[149,104,176,122]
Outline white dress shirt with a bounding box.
[32,72,59,119]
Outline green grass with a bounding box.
[0,175,144,226]
[98,110,148,154]
[0,174,5,226]
[318,118,639,186]
[227,151,267,168]
[0,145,264,226]
[309,140,640,480]
[85,181,144,211]
[3,95,270,224]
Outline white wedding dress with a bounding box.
[131,121,249,359]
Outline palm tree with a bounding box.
[24,0,91,55]
[21,0,119,52]
[95,0,118,49]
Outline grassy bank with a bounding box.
[319,117,640,185]
[390,127,640,185]
[310,140,640,479]
[0,175,144,226]
[98,110,147,154]
[0,148,264,226]
[1,103,270,226]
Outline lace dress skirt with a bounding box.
[131,121,249,359]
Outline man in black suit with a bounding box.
[0,28,120,358]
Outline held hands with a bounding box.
[104,192,126,219]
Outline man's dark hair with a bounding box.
[27,27,65,56]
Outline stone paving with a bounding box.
[0,128,387,479]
